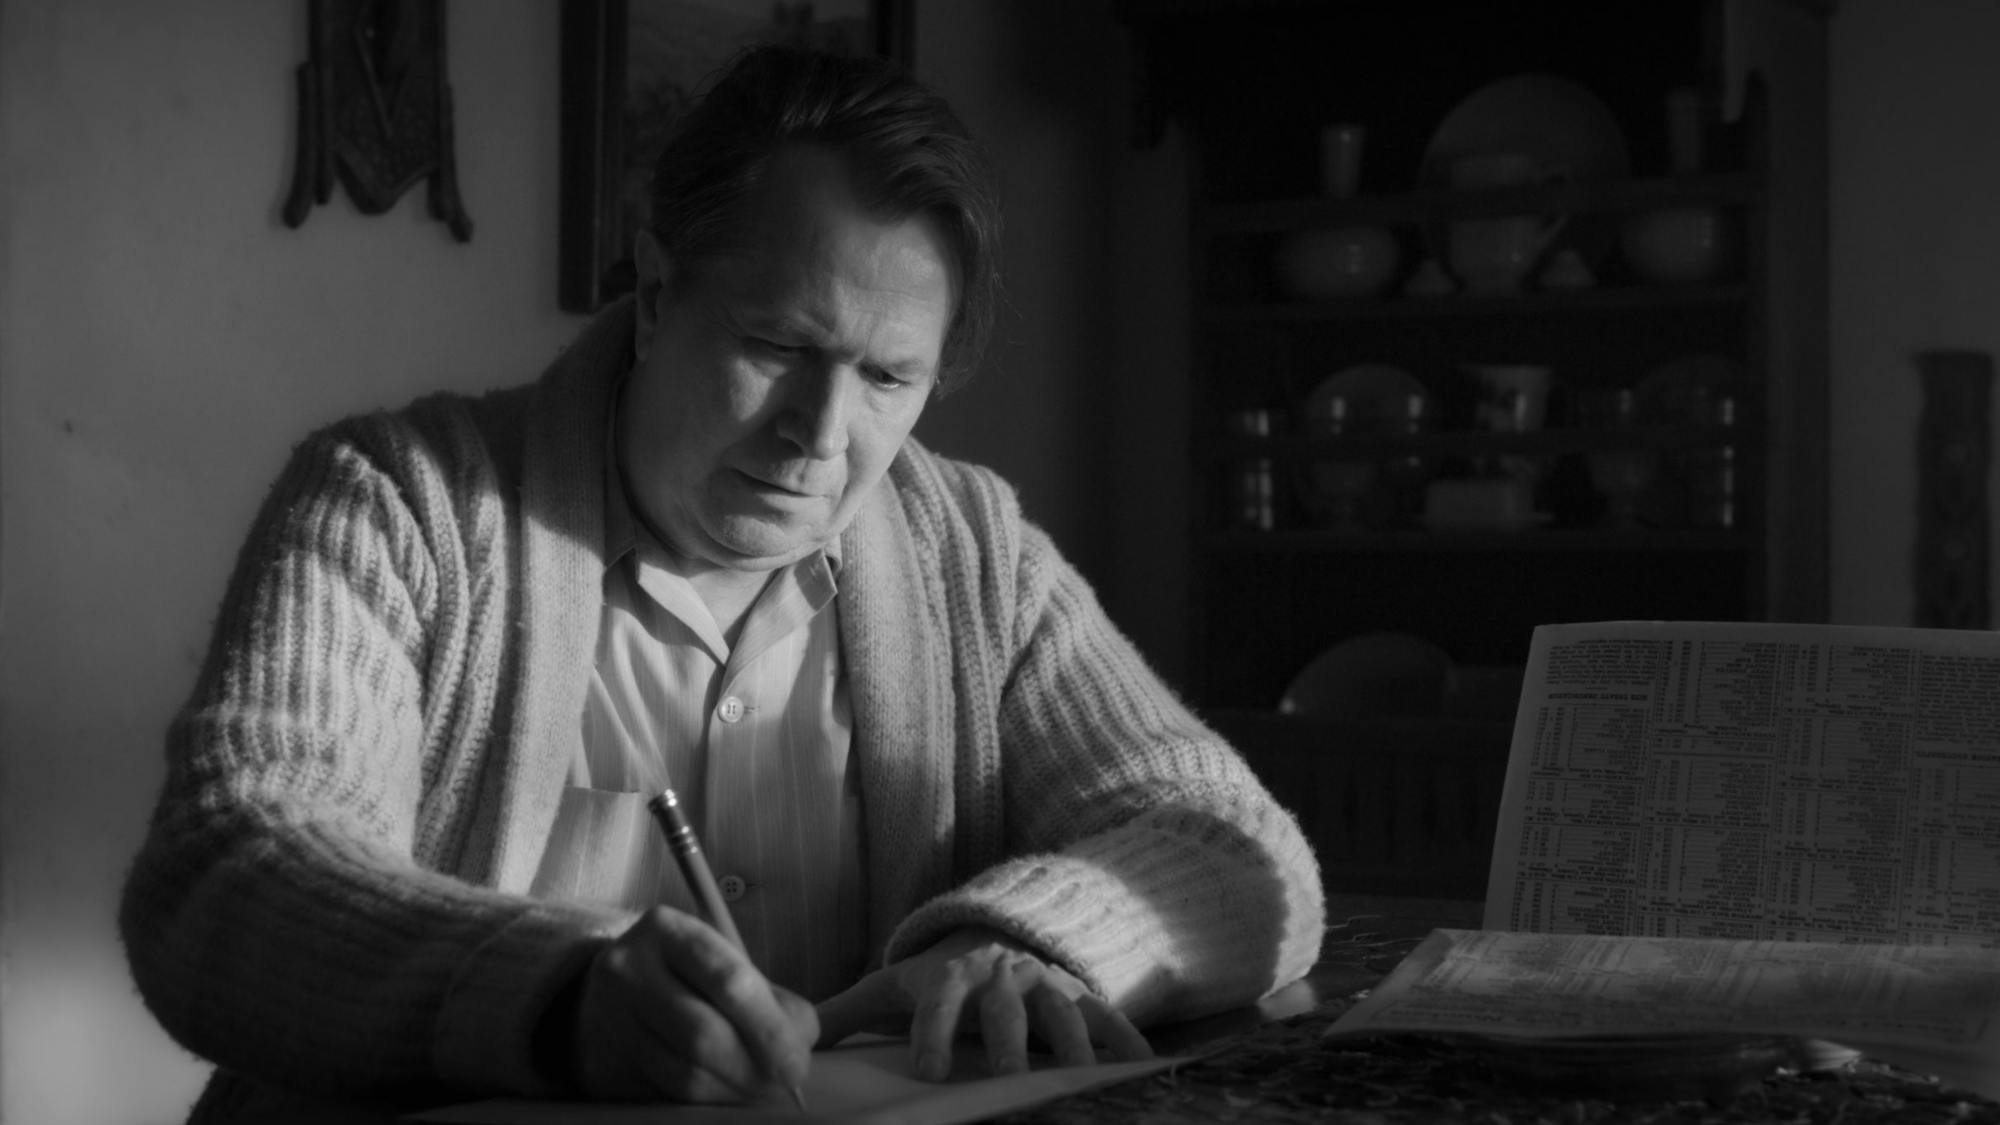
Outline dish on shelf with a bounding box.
[1301,363,1432,433]
[1417,510,1554,532]
[1421,476,1545,531]
[1417,73,1632,272]
[1635,352,1746,424]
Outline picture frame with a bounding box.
[558,0,915,313]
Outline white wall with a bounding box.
[1827,0,2000,625]
[0,3,586,1121]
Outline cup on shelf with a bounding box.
[1318,123,1366,199]
[1447,152,1570,295]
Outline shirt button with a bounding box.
[717,874,747,902]
[718,696,746,723]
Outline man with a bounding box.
[121,46,1324,1118]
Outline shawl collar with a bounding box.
[839,456,961,958]
[487,301,632,892]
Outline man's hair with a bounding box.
[648,45,1002,394]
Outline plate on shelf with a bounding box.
[1635,353,1747,424]
[1302,364,1432,433]
[1417,73,1632,271]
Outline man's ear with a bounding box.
[632,230,676,364]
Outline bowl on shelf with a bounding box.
[1274,224,1402,300]
[1620,206,1737,284]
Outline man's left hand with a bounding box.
[814,927,1153,1081]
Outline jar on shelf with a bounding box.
[1225,407,1279,531]
[1686,394,1739,529]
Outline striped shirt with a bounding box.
[530,460,868,1001]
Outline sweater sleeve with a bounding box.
[118,418,629,1102]
[883,517,1325,1027]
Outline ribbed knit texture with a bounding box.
[119,300,1324,1118]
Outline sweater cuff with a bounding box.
[434,901,633,1094]
[882,852,1170,1019]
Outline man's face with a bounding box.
[620,145,958,574]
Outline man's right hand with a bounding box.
[566,907,817,1103]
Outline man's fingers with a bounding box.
[1028,981,1096,1069]
[975,958,1033,1075]
[1078,992,1154,1062]
[649,913,812,1092]
[629,1034,756,1106]
[909,959,975,1082]
[772,984,822,1043]
[623,949,767,1100]
[814,970,891,1048]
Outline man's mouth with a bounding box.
[738,469,825,499]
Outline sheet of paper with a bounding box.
[1329,928,2000,1100]
[1482,621,2000,944]
[410,1038,1184,1125]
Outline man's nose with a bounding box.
[780,363,851,460]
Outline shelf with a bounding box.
[1200,526,1750,554]
[1145,2,1827,710]
[1201,282,1747,325]
[1203,425,1751,463]
[1197,175,1753,234]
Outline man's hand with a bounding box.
[814,927,1152,1082]
[566,907,818,1103]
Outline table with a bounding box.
[993,897,2000,1125]
[242,896,2000,1124]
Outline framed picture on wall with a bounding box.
[558,0,915,313]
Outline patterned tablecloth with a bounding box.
[995,904,2000,1125]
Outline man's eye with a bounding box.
[866,368,910,390]
[751,337,805,356]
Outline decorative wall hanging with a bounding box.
[557,0,914,312]
[1914,349,1992,629]
[284,0,473,241]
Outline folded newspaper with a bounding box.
[1327,621,2000,1100]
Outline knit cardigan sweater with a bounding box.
[120,300,1325,1109]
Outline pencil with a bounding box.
[647,788,807,1111]
[647,788,745,950]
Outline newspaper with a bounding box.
[1326,621,2000,1098]
[1331,927,2000,1098]
[1483,621,2000,942]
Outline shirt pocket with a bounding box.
[529,786,668,911]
